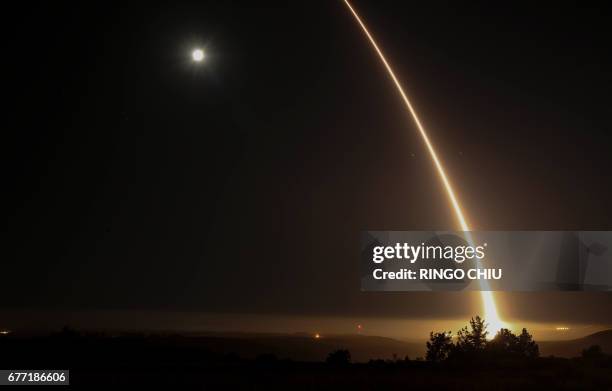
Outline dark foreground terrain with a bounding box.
[1,331,611,389]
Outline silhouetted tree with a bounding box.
[58,325,79,339]
[582,345,605,361]
[488,328,519,356]
[486,327,539,359]
[429,318,540,363]
[426,331,453,363]
[326,349,351,366]
[455,316,488,354]
[517,328,539,358]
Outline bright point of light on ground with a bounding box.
[192,48,204,62]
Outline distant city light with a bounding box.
[0,330,10,335]
[555,326,570,331]
[314,333,321,339]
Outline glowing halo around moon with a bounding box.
[343,0,506,334]
[192,48,205,62]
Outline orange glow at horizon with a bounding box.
[343,0,506,333]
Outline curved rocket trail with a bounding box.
[343,0,505,332]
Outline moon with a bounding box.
[192,48,204,62]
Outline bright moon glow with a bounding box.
[343,0,506,334]
[192,48,204,62]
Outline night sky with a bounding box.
[4,1,612,333]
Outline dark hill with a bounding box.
[539,329,612,357]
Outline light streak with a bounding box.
[343,0,506,333]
